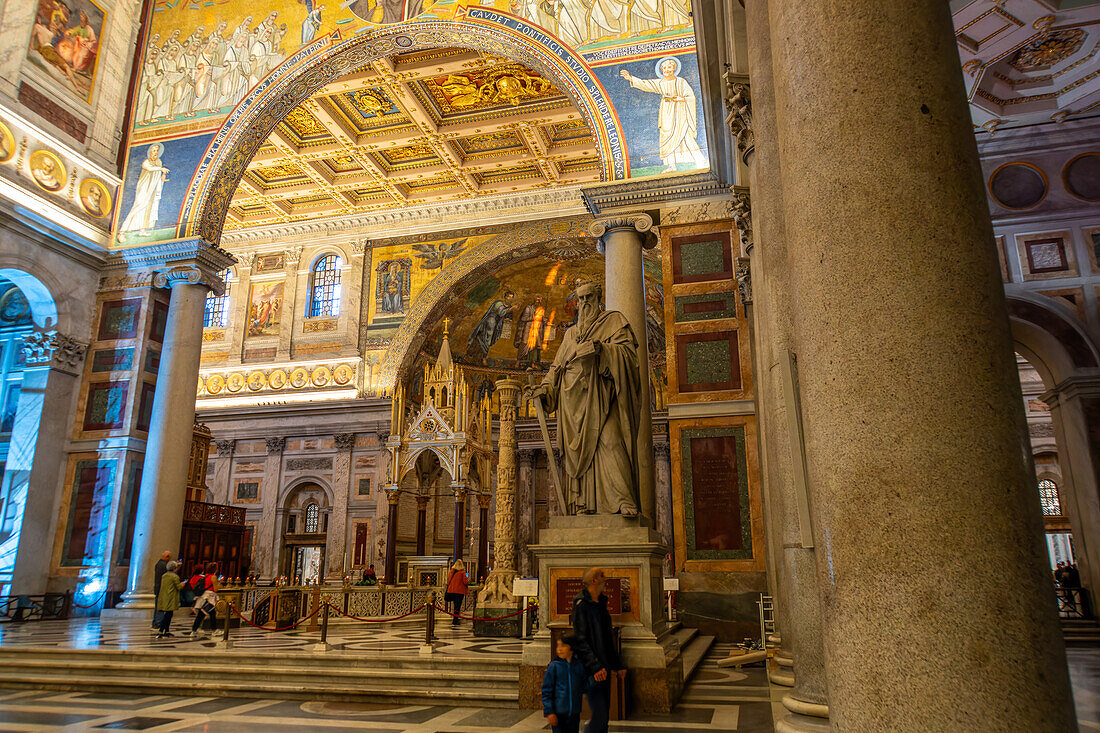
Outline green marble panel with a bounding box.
[684,339,733,386]
[679,239,727,277]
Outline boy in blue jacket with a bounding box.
[542,634,588,733]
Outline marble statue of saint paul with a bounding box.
[529,282,641,517]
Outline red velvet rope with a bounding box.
[432,603,537,621]
[227,602,319,631]
[323,602,427,623]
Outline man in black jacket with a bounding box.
[571,567,625,733]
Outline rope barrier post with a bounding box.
[313,602,331,653]
[218,601,232,649]
[420,591,437,655]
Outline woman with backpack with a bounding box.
[444,558,469,627]
[190,561,220,638]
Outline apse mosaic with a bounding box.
[114,0,708,243]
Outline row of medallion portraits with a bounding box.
[112,0,708,244]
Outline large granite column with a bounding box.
[652,442,673,575]
[768,1,1075,728]
[256,437,285,578]
[210,440,234,505]
[742,0,829,725]
[451,486,468,561]
[383,486,399,583]
[122,255,231,609]
[477,492,491,583]
[516,449,535,577]
[415,494,429,556]
[326,433,355,579]
[588,216,656,524]
[477,378,521,608]
[7,332,87,595]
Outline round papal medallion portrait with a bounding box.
[226,372,246,393]
[206,374,225,394]
[247,370,267,391]
[333,363,354,385]
[269,368,288,389]
[79,179,113,219]
[29,150,65,193]
[311,365,332,387]
[290,367,310,388]
[0,120,14,164]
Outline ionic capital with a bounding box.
[588,213,658,251]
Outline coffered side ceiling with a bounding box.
[227,48,600,230]
[953,0,1100,132]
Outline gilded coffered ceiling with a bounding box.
[952,0,1100,132]
[227,48,600,230]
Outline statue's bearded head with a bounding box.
[575,281,602,330]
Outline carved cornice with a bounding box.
[723,72,754,165]
[334,433,356,450]
[588,212,658,251]
[736,256,753,307]
[22,330,87,371]
[105,239,237,295]
[215,439,235,456]
[581,172,732,216]
[219,188,588,246]
[266,436,286,454]
[732,189,752,254]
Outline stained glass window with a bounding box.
[1039,479,1061,516]
[308,255,342,318]
[203,269,231,327]
[305,503,319,534]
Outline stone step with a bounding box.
[0,672,518,706]
[0,646,516,673]
[681,633,715,681]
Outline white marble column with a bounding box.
[327,433,355,579]
[588,215,657,524]
[257,437,285,578]
[7,333,87,594]
[121,268,221,609]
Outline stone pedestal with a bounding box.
[520,514,680,714]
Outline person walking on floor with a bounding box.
[191,561,220,638]
[152,550,171,630]
[571,567,625,733]
[156,561,181,638]
[444,558,469,626]
[542,634,589,733]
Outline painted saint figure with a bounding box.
[514,296,546,363]
[378,260,408,314]
[121,144,169,235]
[529,282,641,517]
[620,57,707,173]
[466,291,515,362]
[299,0,324,44]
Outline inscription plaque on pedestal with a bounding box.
[548,567,638,624]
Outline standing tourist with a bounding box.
[571,567,625,733]
[445,559,469,626]
[152,550,171,630]
[191,561,220,638]
[156,561,181,638]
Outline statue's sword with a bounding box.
[532,395,568,516]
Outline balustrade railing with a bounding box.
[0,593,71,623]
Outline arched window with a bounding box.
[305,503,319,533]
[203,269,232,327]
[308,254,342,318]
[1039,479,1062,516]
